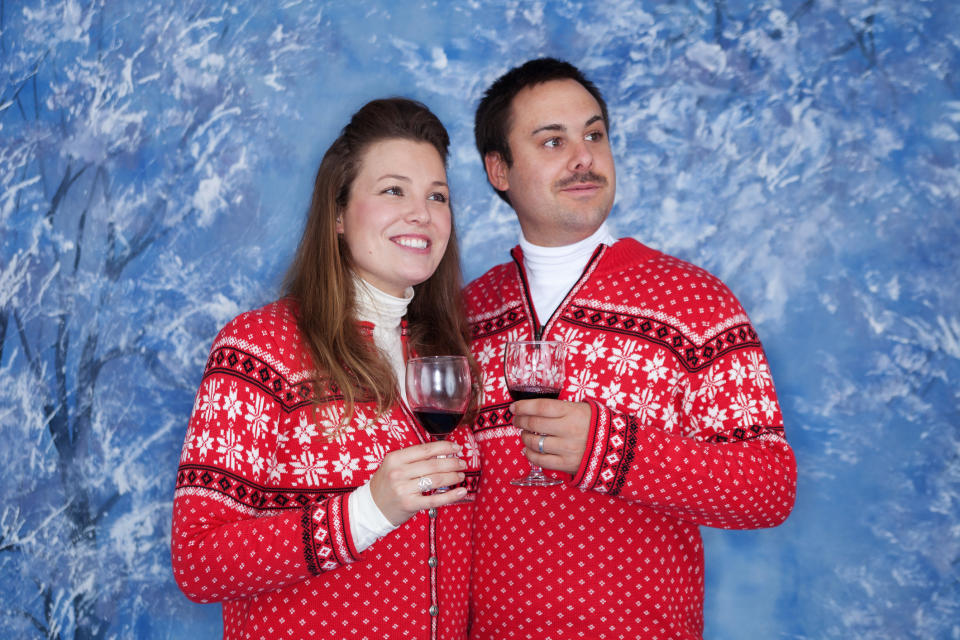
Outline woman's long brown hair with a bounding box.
[283,98,478,421]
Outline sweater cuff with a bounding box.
[302,493,362,575]
[568,399,640,497]
[568,398,607,489]
[348,480,399,552]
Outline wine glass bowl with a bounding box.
[405,356,472,495]
[504,341,566,487]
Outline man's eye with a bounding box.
[544,137,561,148]
[586,131,604,142]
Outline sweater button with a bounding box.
[428,507,438,519]
[428,556,438,568]
[429,605,439,617]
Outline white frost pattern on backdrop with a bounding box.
[1,1,958,638]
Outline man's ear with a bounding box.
[484,152,510,193]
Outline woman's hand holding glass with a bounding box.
[368,440,468,526]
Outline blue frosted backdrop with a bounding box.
[1,1,957,638]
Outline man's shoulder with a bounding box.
[464,260,518,301]
[607,238,729,287]
[594,238,747,324]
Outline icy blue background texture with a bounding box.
[1,1,958,638]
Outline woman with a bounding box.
[172,98,480,639]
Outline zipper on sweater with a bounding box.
[511,243,606,340]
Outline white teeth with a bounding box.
[394,237,428,249]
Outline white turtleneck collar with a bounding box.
[519,222,617,326]
[352,275,413,402]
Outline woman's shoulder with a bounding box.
[209,298,307,369]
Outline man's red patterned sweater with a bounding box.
[172,299,480,640]
[464,239,796,640]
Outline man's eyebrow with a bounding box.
[530,123,565,136]
[530,115,605,136]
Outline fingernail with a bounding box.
[458,472,465,480]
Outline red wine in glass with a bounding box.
[411,408,465,439]
[508,386,561,402]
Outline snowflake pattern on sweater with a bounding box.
[465,239,796,640]
[172,299,479,640]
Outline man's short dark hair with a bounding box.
[474,57,610,204]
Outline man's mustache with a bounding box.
[555,172,608,189]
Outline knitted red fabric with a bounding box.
[172,299,479,639]
[465,239,796,640]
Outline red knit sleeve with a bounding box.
[171,312,362,604]
[566,293,796,530]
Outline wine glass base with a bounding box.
[510,475,563,487]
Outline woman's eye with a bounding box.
[383,186,403,196]
[428,192,448,203]
[543,137,561,148]
[586,131,604,142]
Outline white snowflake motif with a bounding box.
[567,367,599,401]
[475,341,498,367]
[293,413,319,445]
[363,442,389,471]
[667,368,683,388]
[192,430,214,459]
[746,351,772,390]
[378,415,406,444]
[267,453,286,483]
[600,380,626,407]
[661,402,679,433]
[485,368,511,400]
[682,384,698,417]
[462,437,481,469]
[698,366,726,401]
[223,383,244,422]
[555,326,584,357]
[216,430,245,471]
[730,391,758,426]
[320,405,353,445]
[581,335,608,364]
[728,358,748,387]
[628,387,661,425]
[702,404,728,431]
[333,452,360,482]
[642,352,669,383]
[244,393,272,439]
[760,394,778,421]
[197,378,222,423]
[245,446,264,476]
[608,340,643,376]
[290,451,329,485]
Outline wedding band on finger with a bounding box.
[417,476,433,492]
[537,434,546,455]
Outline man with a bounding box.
[464,58,797,639]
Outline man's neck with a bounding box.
[518,223,617,325]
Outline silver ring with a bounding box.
[417,476,433,492]
[537,434,546,454]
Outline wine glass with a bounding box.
[504,340,566,487]
[405,356,472,496]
